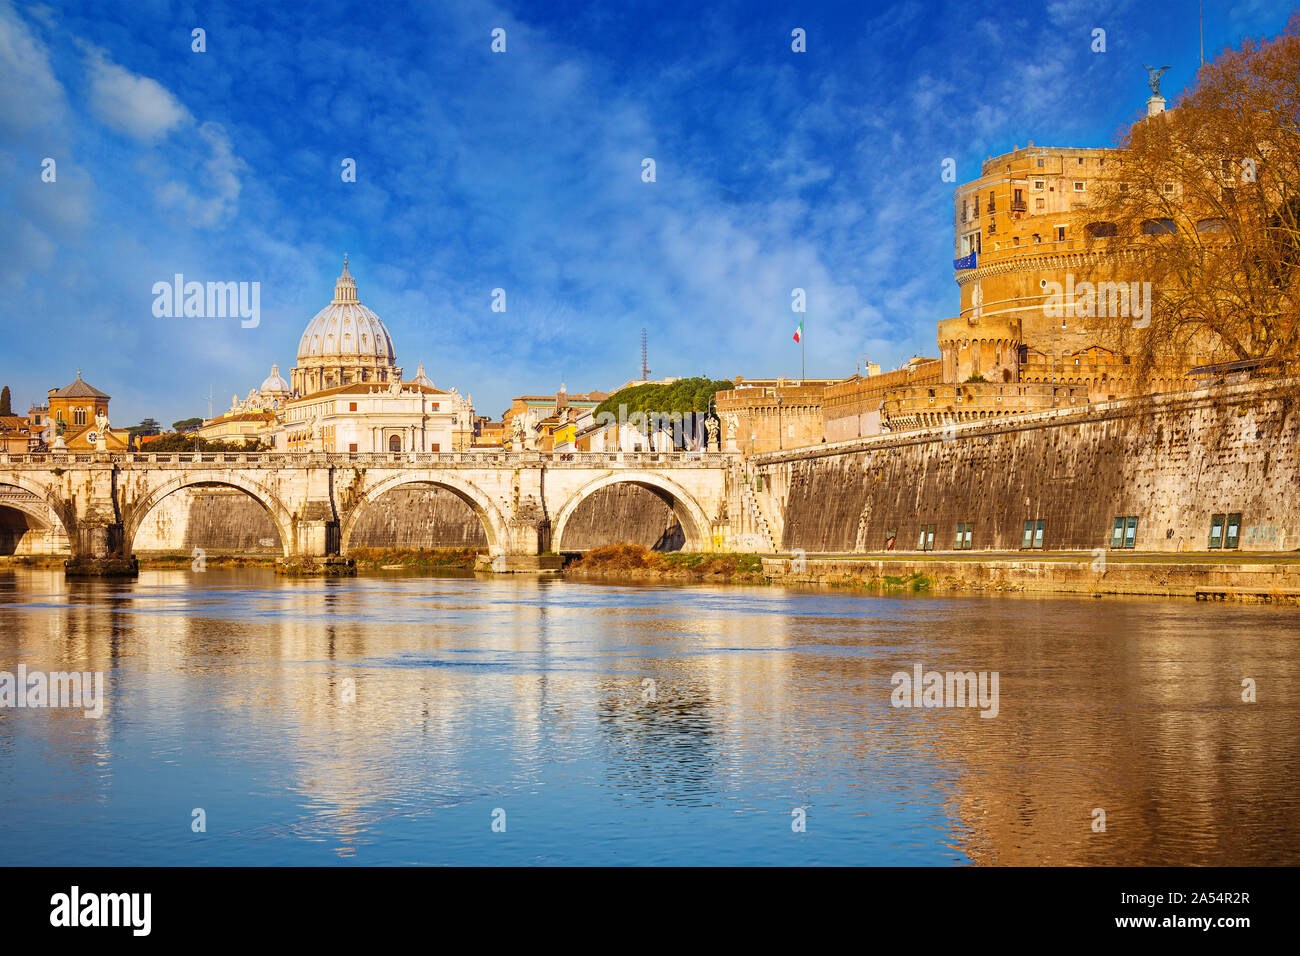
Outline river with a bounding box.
[1,568,1297,865]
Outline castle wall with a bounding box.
[758,380,1300,554]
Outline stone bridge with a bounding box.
[0,449,740,570]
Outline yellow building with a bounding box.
[45,372,129,450]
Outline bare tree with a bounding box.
[1085,15,1300,382]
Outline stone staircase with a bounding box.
[738,481,777,552]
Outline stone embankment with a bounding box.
[759,554,1300,601]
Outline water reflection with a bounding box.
[0,568,1297,865]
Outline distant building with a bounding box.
[200,259,476,452]
[281,380,470,453]
[0,416,30,454]
[290,258,401,395]
[714,377,843,454]
[44,372,128,451]
[502,384,607,450]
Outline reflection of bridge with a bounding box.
[0,450,739,569]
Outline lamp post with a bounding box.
[777,394,784,451]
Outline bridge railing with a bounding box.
[0,450,740,468]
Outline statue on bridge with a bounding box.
[705,415,720,452]
[94,411,109,450]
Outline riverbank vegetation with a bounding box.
[563,544,766,582]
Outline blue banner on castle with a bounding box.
[953,251,977,270]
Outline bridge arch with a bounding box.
[552,471,713,553]
[125,472,297,558]
[339,471,508,555]
[0,476,72,555]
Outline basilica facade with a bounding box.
[208,259,474,452]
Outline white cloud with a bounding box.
[155,122,245,227]
[82,43,191,142]
[0,0,68,143]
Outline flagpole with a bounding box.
[801,316,805,381]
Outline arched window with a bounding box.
[1141,218,1177,235]
[1196,218,1227,234]
[74,407,86,426]
[1085,221,1117,238]
[388,435,401,452]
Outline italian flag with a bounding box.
[792,321,802,344]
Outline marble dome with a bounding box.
[296,259,397,365]
[290,258,402,396]
[260,364,290,394]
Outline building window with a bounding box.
[431,443,440,452]
[1022,519,1045,549]
[1142,218,1177,235]
[917,524,936,551]
[349,402,357,411]
[1225,513,1242,549]
[884,528,897,551]
[388,435,401,452]
[1056,226,1066,241]
[1110,516,1138,549]
[1033,180,1044,190]
[955,522,973,550]
[1074,181,1085,192]
[1037,159,1044,167]
[348,443,358,452]
[74,407,86,426]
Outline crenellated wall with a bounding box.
[757,380,1300,554]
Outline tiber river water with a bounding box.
[0,567,1297,866]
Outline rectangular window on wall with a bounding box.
[1208,514,1225,549]
[1225,513,1242,549]
[1111,517,1125,548]
[1023,519,1045,549]
[1124,516,1138,548]
[955,522,973,550]
[885,528,897,551]
[918,524,936,551]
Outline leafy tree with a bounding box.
[595,377,735,417]
[172,417,204,432]
[144,433,268,452]
[0,386,11,417]
[127,418,162,436]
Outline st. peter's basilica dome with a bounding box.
[291,258,401,396]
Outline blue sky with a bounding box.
[0,0,1293,425]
